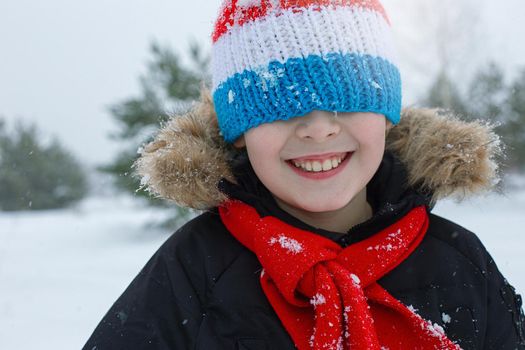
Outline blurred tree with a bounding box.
[100,40,209,225]
[502,68,525,171]
[467,62,506,122]
[465,62,525,171]
[424,70,468,117]
[0,118,88,211]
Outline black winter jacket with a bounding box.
[84,152,525,350]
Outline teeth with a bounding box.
[305,162,313,171]
[322,159,332,171]
[312,161,322,172]
[292,154,346,173]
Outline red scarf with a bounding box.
[219,200,461,350]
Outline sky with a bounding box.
[1,0,524,166]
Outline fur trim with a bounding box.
[134,91,502,210]
[134,90,234,210]
[386,108,502,204]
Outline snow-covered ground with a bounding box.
[0,196,172,350]
[0,184,524,350]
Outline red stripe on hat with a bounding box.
[212,0,271,43]
[212,0,390,43]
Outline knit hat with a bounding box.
[211,0,401,143]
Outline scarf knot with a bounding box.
[220,200,461,350]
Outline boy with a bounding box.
[84,0,525,349]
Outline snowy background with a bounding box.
[1,0,525,349]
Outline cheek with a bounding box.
[244,128,286,180]
[246,144,288,201]
[365,132,386,152]
[351,120,386,176]
[245,136,278,166]
[354,119,386,151]
[247,149,273,174]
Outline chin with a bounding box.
[293,197,350,213]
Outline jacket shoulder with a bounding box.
[426,214,525,348]
[159,209,247,301]
[83,210,248,350]
[426,213,490,272]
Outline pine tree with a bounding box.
[467,62,506,122]
[100,41,209,223]
[424,70,469,118]
[503,68,525,171]
[466,63,525,171]
[0,118,88,211]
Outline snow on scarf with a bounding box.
[219,200,461,350]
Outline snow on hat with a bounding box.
[211,0,401,143]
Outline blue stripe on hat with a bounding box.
[213,52,401,143]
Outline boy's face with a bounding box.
[236,110,388,213]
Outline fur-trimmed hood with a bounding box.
[134,90,502,210]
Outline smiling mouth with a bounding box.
[286,152,350,173]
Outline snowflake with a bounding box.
[228,90,235,104]
[236,0,262,8]
[425,321,446,338]
[350,273,361,285]
[269,235,303,254]
[442,312,452,324]
[310,293,326,307]
[407,305,419,313]
[370,80,383,90]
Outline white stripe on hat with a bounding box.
[211,5,396,90]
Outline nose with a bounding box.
[295,110,341,142]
